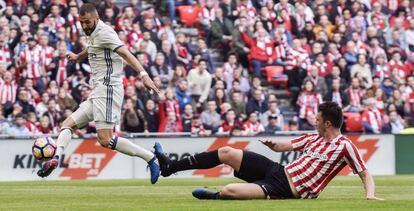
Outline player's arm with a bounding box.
[115,46,160,95]
[66,49,88,62]
[358,170,384,200]
[260,139,293,152]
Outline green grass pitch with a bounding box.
[0,176,413,210]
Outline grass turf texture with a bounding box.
[0,176,413,210]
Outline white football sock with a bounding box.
[110,136,154,162]
[55,128,72,158]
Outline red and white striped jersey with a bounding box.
[0,81,18,104]
[20,47,44,79]
[56,57,68,86]
[348,88,365,107]
[39,45,55,67]
[286,48,311,71]
[362,108,382,133]
[199,6,216,24]
[286,133,367,199]
[68,14,82,38]
[297,92,322,119]
[0,44,12,67]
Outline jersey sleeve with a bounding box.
[98,27,124,52]
[291,133,317,152]
[343,141,367,174]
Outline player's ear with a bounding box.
[325,120,331,128]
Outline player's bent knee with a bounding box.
[218,146,238,162]
[97,134,111,148]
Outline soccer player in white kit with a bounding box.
[37,3,161,184]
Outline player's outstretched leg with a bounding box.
[38,118,75,178]
[192,183,265,200]
[154,143,242,177]
[97,129,159,184]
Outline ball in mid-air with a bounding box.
[32,137,57,161]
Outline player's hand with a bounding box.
[142,74,161,96]
[260,139,276,149]
[367,196,385,200]
[66,52,78,62]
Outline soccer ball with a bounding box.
[32,137,57,161]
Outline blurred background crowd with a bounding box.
[1,0,414,137]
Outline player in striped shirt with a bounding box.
[154,102,383,200]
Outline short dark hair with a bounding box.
[318,101,343,128]
[198,58,207,65]
[80,3,98,16]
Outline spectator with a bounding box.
[218,109,239,134]
[191,114,210,137]
[213,88,227,111]
[297,80,322,130]
[231,67,250,95]
[143,99,159,133]
[373,54,390,82]
[49,41,75,86]
[263,114,282,135]
[35,92,50,117]
[325,78,350,109]
[6,113,31,136]
[37,115,55,134]
[232,16,251,68]
[16,89,35,115]
[18,37,45,93]
[229,123,245,136]
[325,66,347,92]
[158,89,181,131]
[181,104,193,132]
[161,111,183,133]
[230,91,246,119]
[43,99,62,129]
[201,99,221,133]
[362,98,383,134]
[136,31,157,61]
[346,77,365,113]
[243,112,264,136]
[194,37,215,72]
[169,65,187,88]
[246,89,268,116]
[260,100,284,129]
[0,71,18,113]
[175,79,192,112]
[150,52,172,89]
[223,53,241,87]
[56,88,77,111]
[187,59,212,111]
[351,54,373,89]
[382,110,405,134]
[304,65,328,97]
[160,40,178,70]
[198,0,216,44]
[210,7,233,54]
[174,33,192,68]
[240,26,276,77]
[121,98,147,133]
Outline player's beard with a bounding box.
[84,20,97,36]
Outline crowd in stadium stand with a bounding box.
[0,0,414,137]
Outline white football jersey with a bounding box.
[87,20,124,98]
